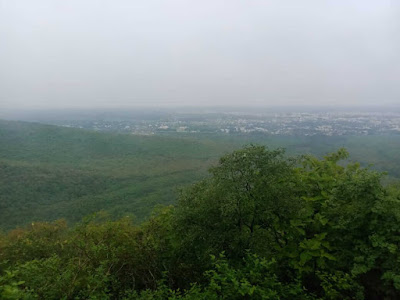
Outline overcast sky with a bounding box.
[0,0,399,109]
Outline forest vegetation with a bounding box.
[1,142,400,298]
[1,120,400,229]
[1,120,400,299]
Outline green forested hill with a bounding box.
[1,119,400,230]
[0,120,236,229]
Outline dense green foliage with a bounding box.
[1,145,400,299]
[1,120,400,230]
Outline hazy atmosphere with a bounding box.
[1,0,399,109]
[3,2,400,298]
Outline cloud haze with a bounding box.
[0,0,399,109]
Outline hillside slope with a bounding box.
[1,119,400,229]
[0,120,234,229]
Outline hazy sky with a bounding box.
[0,0,399,109]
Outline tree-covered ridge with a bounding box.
[2,119,400,230]
[1,146,399,299]
[0,120,236,229]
